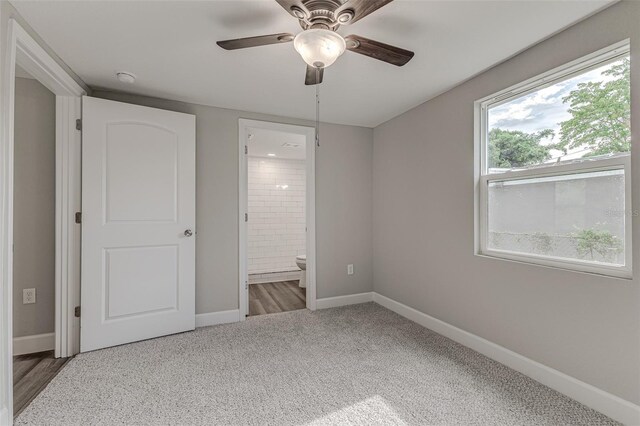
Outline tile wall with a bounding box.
[248,157,306,275]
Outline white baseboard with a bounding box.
[0,406,8,426]
[316,292,374,309]
[373,292,640,425]
[195,310,240,328]
[13,332,55,356]
[249,270,301,284]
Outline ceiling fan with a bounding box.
[217,0,415,85]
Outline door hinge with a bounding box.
[76,119,82,131]
[74,306,81,317]
[245,213,248,222]
[245,145,248,155]
[75,212,82,224]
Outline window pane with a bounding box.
[487,169,625,266]
[487,56,630,173]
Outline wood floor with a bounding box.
[249,280,306,316]
[13,350,69,417]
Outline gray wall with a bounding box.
[12,77,56,338]
[372,1,640,404]
[92,90,373,314]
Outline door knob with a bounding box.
[184,229,193,237]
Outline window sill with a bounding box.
[475,250,632,281]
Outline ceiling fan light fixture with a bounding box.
[293,29,346,69]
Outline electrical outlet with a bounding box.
[23,288,36,304]
[347,264,354,276]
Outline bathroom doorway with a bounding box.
[238,119,316,318]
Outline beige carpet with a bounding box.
[16,303,617,425]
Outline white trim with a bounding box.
[238,122,248,321]
[0,407,7,426]
[195,310,240,328]
[55,96,82,358]
[482,155,628,182]
[238,119,317,319]
[249,270,301,284]
[306,124,317,311]
[316,292,374,309]
[1,19,86,425]
[12,333,55,356]
[372,292,640,425]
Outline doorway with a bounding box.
[11,66,69,416]
[238,119,316,319]
[0,19,86,424]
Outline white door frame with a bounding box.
[1,19,86,424]
[238,119,317,320]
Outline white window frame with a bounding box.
[474,40,632,279]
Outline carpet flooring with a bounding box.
[16,303,617,425]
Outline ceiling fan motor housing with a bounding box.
[297,0,354,30]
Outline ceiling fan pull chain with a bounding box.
[316,66,320,147]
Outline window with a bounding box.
[476,41,631,278]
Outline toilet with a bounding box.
[295,254,306,288]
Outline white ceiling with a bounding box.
[11,0,613,128]
[248,127,307,160]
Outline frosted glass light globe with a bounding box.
[294,29,346,69]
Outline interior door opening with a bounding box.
[239,120,316,319]
[1,20,86,424]
[11,66,68,417]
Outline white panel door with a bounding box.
[81,96,196,352]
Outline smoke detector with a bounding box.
[116,71,136,84]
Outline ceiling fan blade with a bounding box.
[274,0,310,21]
[344,35,414,66]
[336,0,395,25]
[305,66,324,85]
[217,33,294,50]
